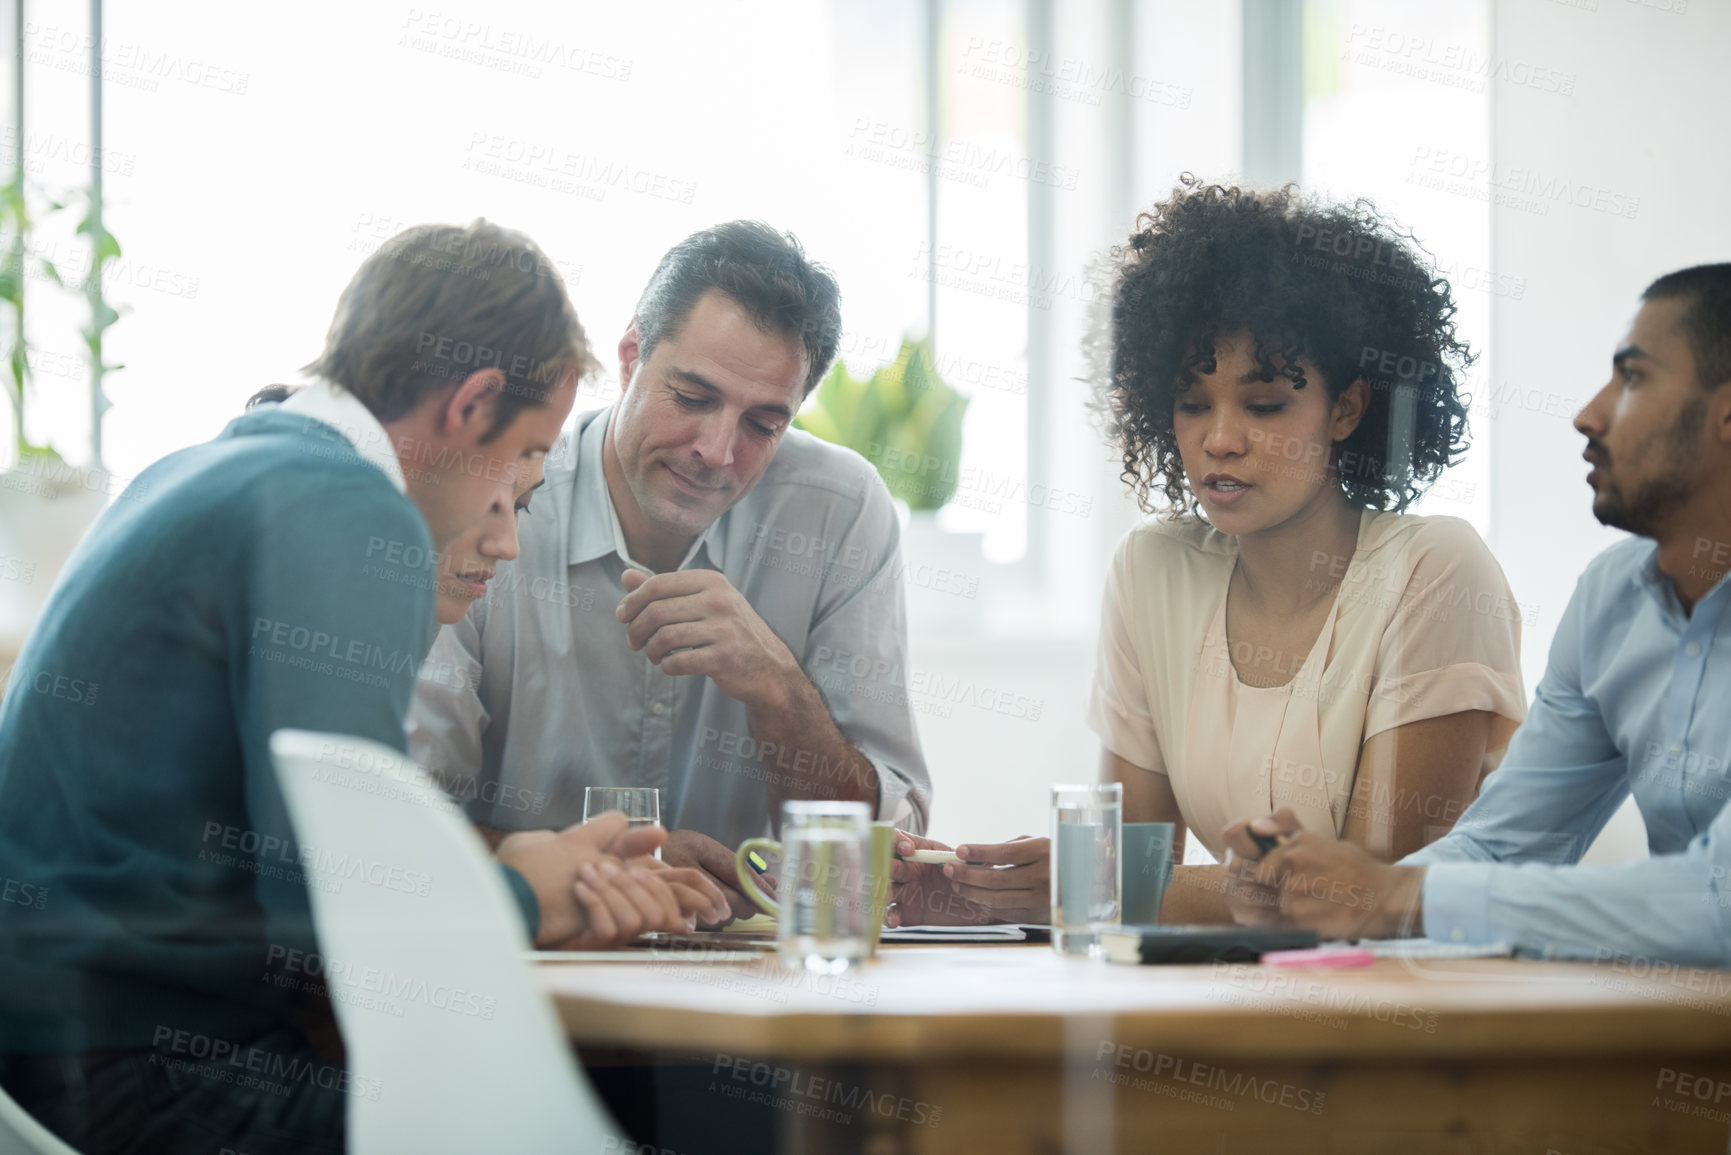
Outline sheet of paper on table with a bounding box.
[881,924,1029,942]
[528,949,767,963]
[1330,938,1514,959]
[714,916,1034,942]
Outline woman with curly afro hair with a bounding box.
[892,178,1531,929]
[1085,177,1532,924]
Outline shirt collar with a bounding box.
[279,379,407,494]
[1634,539,1731,621]
[566,406,726,572]
[1635,542,1668,593]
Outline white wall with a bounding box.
[1489,0,1731,863]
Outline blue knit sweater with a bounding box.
[0,406,535,1053]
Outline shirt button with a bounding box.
[651,702,667,716]
[1670,743,1684,757]
[1686,641,1702,658]
[1451,928,1466,942]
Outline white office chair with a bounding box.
[0,1085,81,1155]
[0,1087,80,1155]
[268,729,629,1155]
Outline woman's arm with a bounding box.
[1103,750,1231,924]
[1339,710,1494,861]
[1103,748,1184,846]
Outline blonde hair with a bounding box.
[305,220,597,437]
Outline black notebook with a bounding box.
[1099,925,1319,965]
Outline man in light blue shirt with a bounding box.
[1225,263,1731,965]
[410,222,931,920]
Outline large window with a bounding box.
[10,1,1494,847]
[3,1,1245,592]
[1303,0,1493,535]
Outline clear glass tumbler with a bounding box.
[1050,783,1123,956]
[776,800,872,974]
[583,786,661,858]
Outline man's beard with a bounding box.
[1591,395,1708,536]
[630,458,729,539]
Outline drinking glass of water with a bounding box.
[583,787,661,858]
[1050,783,1122,956]
[776,800,872,974]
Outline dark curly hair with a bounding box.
[1099,176,1474,516]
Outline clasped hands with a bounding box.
[495,811,732,950]
[1220,808,1426,940]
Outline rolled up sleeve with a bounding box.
[1085,532,1166,774]
[801,473,931,834]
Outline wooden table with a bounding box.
[539,942,1731,1154]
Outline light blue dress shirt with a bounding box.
[408,406,931,848]
[1408,536,1731,965]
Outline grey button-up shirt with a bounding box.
[407,406,931,847]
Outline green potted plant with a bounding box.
[0,8,127,672]
[796,337,987,623]
[795,337,968,511]
[0,178,120,668]
[0,168,62,465]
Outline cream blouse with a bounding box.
[1086,509,1527,858]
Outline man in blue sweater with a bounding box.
[0,220,725,1154]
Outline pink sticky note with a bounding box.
[1261,946,1377,969]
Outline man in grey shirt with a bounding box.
[409,221,931,920]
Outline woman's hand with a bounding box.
[1221,808,1425,939]
[887,831,1050,927]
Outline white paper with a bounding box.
[881,924,1028,942]
[1331,938,1514,959]
[528,949,766,963]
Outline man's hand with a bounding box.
[600,820,734,928]
[887,832,1050,927]
[623,852,735,929]
[618,567,882,814]
[496,813,690,948]
[661,827,763,926]
[617,569,801,710]
[1220,808,1426,940]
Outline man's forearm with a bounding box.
[744,671,880,814]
